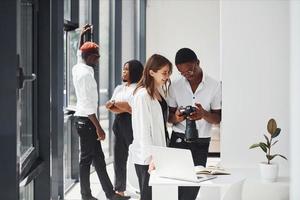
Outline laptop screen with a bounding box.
[151,146,216,183]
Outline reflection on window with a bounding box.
[68,31,80,107]
[64,30,79,108]
[63,115,73,189]
[20,181,33,200]
[99,0,111,157]
[20,0,33,156]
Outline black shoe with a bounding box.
[108,193,130,200]
[82,195,98,200]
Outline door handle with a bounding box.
[17,67,36,89]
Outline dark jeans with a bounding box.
[169,132,210,200]
[135,164,152,200]
[112,113,133,192]
[75,117,115,199]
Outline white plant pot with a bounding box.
[259,162,279,183]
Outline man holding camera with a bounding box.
[168,48,222,200]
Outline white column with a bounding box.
[289,1,300,199]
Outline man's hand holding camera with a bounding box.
[187,103,206,121]
[176,103,207,122]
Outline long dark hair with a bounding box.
[134,54,172,99]
[125,60,144,84]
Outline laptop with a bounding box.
[151,146,217,183]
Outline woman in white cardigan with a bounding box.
[129,54,172,200]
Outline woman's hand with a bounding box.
[105,100,115,109]
[148,159,156,173]
[175,108,186,123]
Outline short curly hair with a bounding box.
[175,48,198,65]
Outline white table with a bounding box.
[149,168,289,200]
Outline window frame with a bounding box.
[19,0,40,182]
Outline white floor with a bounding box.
[64,163,140,200]
[64,158,221,200]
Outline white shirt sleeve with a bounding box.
[166,84,178,108]
[211,81,222,110]
[110,85,121,101]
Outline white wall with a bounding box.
[146,0,220,81]
[221,0,290,175]
[289,1,300,199]
[146,0,291,176]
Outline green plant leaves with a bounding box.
[264,134,270,147]
[249,118,287,163]
[259,142,268,153]
[249,142,268,153]
[271,140,279,146]
[266,154,288,161]
[267,118,277,135]
[249,143,260,149]
[271,128,281,138]
[276,154,288,160]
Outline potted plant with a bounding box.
[249,118,287,182]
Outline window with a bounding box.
[99,0,111,158]
[63,0,80,192]
[79,0,92,26]
[64,0,71,21]
[19,0,39,196]
[20,181,34,200]
[63,30,79,108]
[20,0,34,157]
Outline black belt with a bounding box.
[75,116,89,120]
[172,131,211,144]
[74,116,91,123]
[115,112,131,119]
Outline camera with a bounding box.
[179,105,196,116]
[179,106,199,142]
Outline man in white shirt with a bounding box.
[168,48,222,200]
[72,26,129,200]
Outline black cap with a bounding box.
[175,48,198,65]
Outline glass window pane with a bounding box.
[63,32,67,107]
[79,0,92,26]
[63,116,73,189]
[20,1,33,155]
[68,31,80,107]
[99,0,111,157]
[64,0,71,21]
[20,181,34,200]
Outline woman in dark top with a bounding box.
[106,60,143,196]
